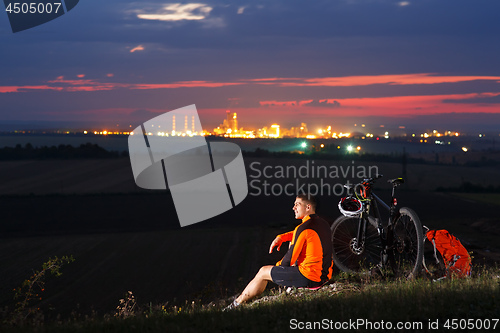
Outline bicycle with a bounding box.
[331,175,424,279]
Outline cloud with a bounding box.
[3,73,500,96]
[131,81,243,89]
[253,74,500,88]
[0,85,63,93]
[130,45,145,53]
[259,100,299,107]
[0,77,244,94]
[302,100,341,108]
[237,6,246,14]
[47,77,127,91]
[443,92,500,104]
[136,3,212,22]
[258,93,500,117]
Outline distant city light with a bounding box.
[269,124,280,138]
[462,147,468,152]
[73,111,475,142]
[347,145,353,152]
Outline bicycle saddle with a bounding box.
[388,178,404,186]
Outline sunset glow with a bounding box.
[0,0,499,133]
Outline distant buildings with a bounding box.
[74,110,466,142]
[213,111,255,138]
[211,112,352,139]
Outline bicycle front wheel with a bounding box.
[390,207,424,279]
[331,215,382,274]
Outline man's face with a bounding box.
[292,197,310,219]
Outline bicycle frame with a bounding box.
[352,180,403,269]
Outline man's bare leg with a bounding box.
[235,265,274,304]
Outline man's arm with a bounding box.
[277,231,293,242]
[269,236,283,254]
[269,231,294,254]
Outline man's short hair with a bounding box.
[296,193,318,211]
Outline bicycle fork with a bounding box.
[370,198,394,269]
[352,216,367,255]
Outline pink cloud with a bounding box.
[132,81,244,89]
[130,45,145,53]
[260,92,500,117]
[251,74,500,87]
[0,85,63,93]
[0,78,243,93]
[4,73,500,94]
[2,73,500,121]
[46,77,129,91]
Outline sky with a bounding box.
[1,0,500,134]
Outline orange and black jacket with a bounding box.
[276,214,333,283]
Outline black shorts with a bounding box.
[270,266,321,288]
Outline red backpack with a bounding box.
[424,229,471,278]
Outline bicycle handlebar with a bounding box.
[361,174,383,184]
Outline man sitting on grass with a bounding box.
[225,193,333,310]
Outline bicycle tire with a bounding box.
[390,207,424,279]
[331,215,382,274]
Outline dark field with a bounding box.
[1,157,499,320]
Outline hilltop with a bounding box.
[2,266,500,332]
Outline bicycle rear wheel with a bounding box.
[331,215,382,274]
[390,207,424,279]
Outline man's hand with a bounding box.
[269,236,283,254]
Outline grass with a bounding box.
[2,266,500,333]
